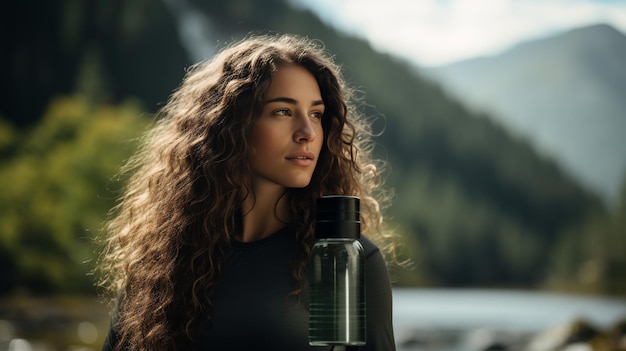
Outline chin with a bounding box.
[287,182,312,189]
[282,173,315,189]
[285,178,313,189]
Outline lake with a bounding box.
[392,288,626,351]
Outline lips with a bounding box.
[285,151,315,161]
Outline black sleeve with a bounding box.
[359,238,396,351]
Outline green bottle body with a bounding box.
[309,238,366,346]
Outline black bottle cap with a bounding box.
[315,195,361,239]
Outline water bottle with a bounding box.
[309,195,366,346]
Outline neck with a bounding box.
[240,183,290,242]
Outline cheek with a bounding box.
[250,124,270,150]
[250,123,281,156]
[315,125,325,149]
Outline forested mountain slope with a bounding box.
[0,0,607,292]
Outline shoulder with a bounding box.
[358,235,381,259]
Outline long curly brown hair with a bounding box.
[98,33,393,350]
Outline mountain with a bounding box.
[0,0,604,290]
[423,23,626,206]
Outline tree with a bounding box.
[0,95,148,294]
[548,175,626,296]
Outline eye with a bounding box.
[273,108,292,116]
[310,110,324,120]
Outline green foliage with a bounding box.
[547,177,626,295]
[0,95,148,294]
[390,164,547,286]
[386,223,432,287]
[0,118,18,158]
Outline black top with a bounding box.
[102,226,395,350]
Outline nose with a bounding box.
[293,113,317,143]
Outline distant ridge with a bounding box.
[424,23,626,205]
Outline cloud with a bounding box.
[291,0,626,66]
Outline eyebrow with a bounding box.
[265,96,325,106]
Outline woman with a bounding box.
[99,34,396,350]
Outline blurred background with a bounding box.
[1,0,625,350]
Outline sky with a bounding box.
[289,0,626,67]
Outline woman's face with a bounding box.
[248,64,325,190]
